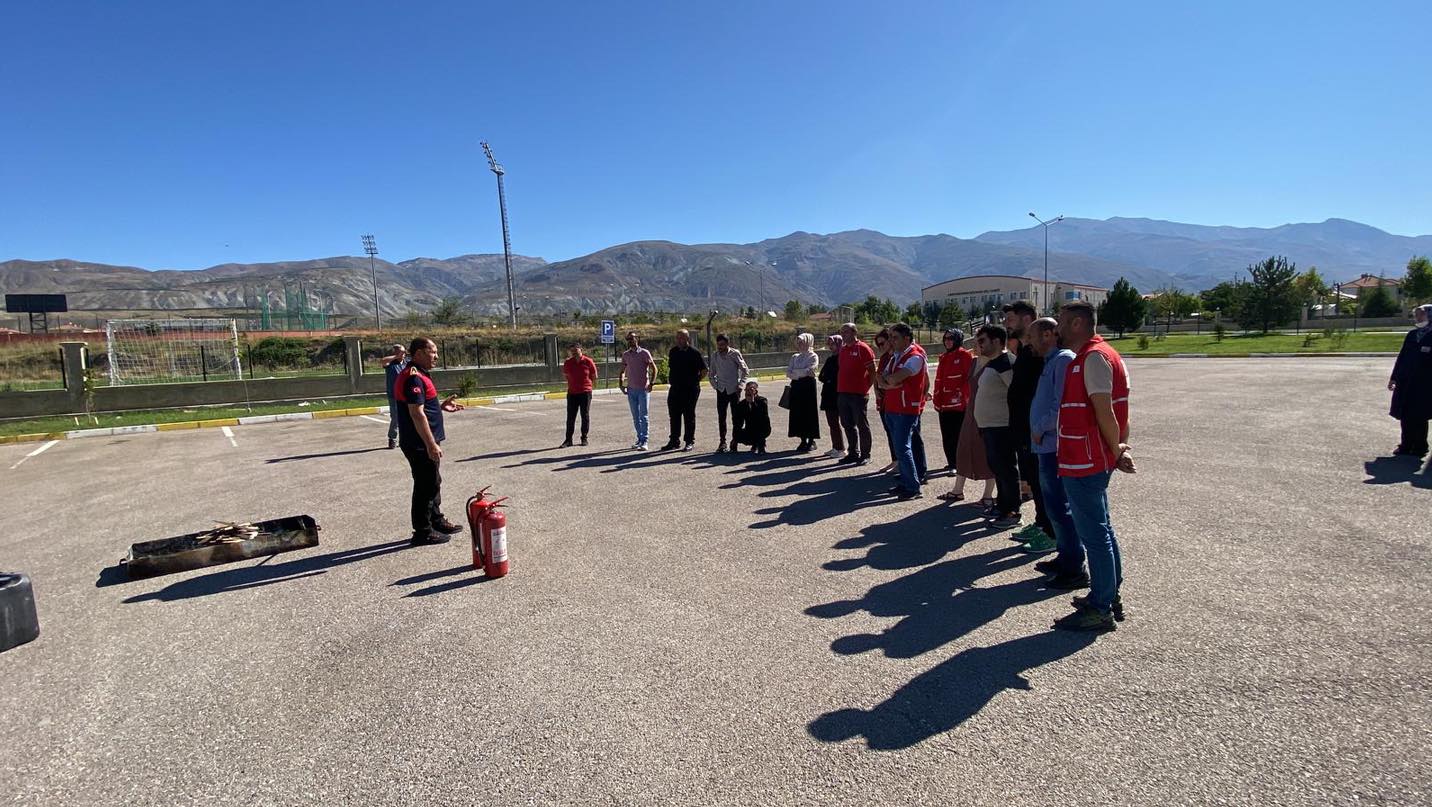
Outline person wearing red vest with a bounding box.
[932,328,975,494]
[1054,302,1136,632]
[876,322,929,500]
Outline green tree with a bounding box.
[921,301,943,327]
[965,303,983,321]
[1360,284,1400,317]
[938,304,964,330]
[1403,256,1432,304]
[783,299,805,321]
[1098,277,1147,337]
[805,302,829,316]
[1292,267,1330,307]
[1238,256,1300,333]
[1151,287,1200,319]
[903,302,925,326]
[1200,281,1246,318]
[430,296,469,327]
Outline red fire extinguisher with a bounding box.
[465,486,510,578]
[478,498,510,579]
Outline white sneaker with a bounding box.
[825,448,845,458]
[637,443,649,451]
[631,441,642,449]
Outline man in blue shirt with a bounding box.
[1026,317,1085,587]
[381,344,408,449]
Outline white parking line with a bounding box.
[474,406,545,417]
[360,415,388,424]
[221,426,238,447]
[10,440,58,470]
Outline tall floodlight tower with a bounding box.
[481,140,518,330]
[1028,212,1064,313]
[362,234,382,330]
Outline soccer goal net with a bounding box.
[105,319,243,385]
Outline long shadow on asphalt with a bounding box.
[266,447,389,463]
[805,507,1090,749]
[456,446,562,463]
[807,630,1096,750]
[747,473,910,528]
[1363,454,1432,488]
[105,539,416,602]
[390,563,494,597]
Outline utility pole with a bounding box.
[1028,211,1064,314]
[362,234,381,331]
[481,140,518,330]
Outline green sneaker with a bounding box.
[1010,524,1042,543]
[1020,529,1056,554]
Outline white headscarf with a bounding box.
[796,332,815,354]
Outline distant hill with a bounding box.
[975,217,1432,291]
[5,218,1428,319]
[456,230,1165,317]
[0,254,547,318]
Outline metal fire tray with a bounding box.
[124,515,321,579]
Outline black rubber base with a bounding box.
[0,572,40,652]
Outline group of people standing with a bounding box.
[923,301,1135,630]
[384,305,1135,632]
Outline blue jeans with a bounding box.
[885,412,926,494]
[1037,452,1083,575]
[626,388,649,444]
[1063,470,1123,612]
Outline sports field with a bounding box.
[1,358,1428,806]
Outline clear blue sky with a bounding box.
[2,0,1429,269]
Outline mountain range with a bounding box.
[4,218,1428,320]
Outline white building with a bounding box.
[921,275,1110,315]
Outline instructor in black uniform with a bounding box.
[395,337,465,545]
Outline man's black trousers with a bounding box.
[668,386,700,444]
[402,447,443,535]
[565,392,592,442]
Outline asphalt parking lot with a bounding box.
[1,357,1428,806]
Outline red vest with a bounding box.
[933,347,974,410]
[882,343,929,416]
[1057,336,1129,477]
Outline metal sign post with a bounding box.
[600,320,615,390]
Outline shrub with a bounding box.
[1213,324,1226,342]
[248,337,308,368]
[455,373,478,399]
[1136,335,1150,350]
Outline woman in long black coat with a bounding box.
[1389,304,1432,456]
[785,332,821,451]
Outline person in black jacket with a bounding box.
[1003,301,1054,542]
[661,329,707,451]
[818,334,846,458]
[1390,304,1432,456]
[733,381,771,454]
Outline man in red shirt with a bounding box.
[836,322,879,465]
[561,342,598,447]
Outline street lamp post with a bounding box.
[1028,212,1064,314]
[361,234,381,331]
